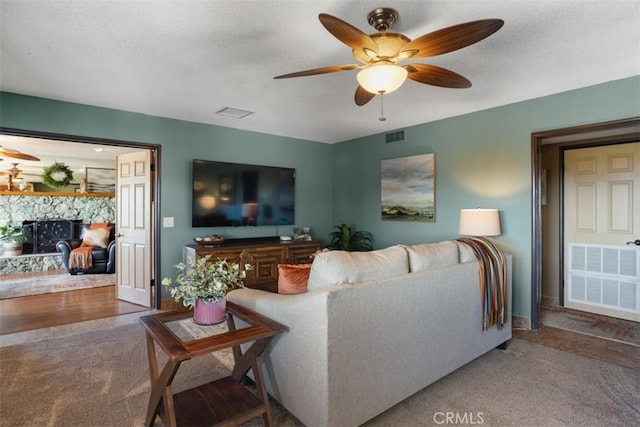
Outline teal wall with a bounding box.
[2,75,639,321]
[0,92,334,288]
[332,75,640,321]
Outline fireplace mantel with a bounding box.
[0,191,114,197]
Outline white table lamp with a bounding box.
[459,208,501,237]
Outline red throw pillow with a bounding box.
[90,222,111,230]
[277,264,312,294]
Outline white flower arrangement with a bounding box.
[161,255,253,309]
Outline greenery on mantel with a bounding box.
[41,162,74,188]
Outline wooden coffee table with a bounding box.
[139,301,285,427]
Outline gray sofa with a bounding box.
[228,241,512,427]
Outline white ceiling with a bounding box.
[0,134,136,184]
[1,0,639,149]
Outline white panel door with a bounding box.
[564,142,640,322]
[116,150,153,307]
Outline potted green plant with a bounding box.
[0,220,27,256]
[162,255,253,325]
[328,223,374,252]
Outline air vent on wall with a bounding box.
[385,130,405,143]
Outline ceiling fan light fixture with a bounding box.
[357,63,407,95]
[278,10,504,108]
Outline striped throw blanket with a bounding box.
[456,237,507,331]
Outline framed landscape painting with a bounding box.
[381,153,435,222]
[85,167,116,193]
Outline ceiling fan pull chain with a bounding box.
[379,93,387,121]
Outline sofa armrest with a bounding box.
[56,240,72,253]
[227,287,340,426]
[57,240,83,272]
[106,240,116,273]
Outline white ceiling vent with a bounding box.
[216,107,253,119]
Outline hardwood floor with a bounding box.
[0,285,148,335]
[513,306,640,371]
[514,326,639,371]
[541,305,639,346]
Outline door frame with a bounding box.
[0,127,162,309]
[530,117,640,329]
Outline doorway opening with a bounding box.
[562,143,639,322]
[531,117,640,330]
[0,127,162,334]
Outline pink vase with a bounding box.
[193,297,226,325]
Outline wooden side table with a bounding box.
[139,301,285,427]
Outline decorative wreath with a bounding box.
[41,162,74,188]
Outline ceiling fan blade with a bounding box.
[274,64,359,79]
[400,19,504,59]
[355,85,376,106]
[319,13,379,54]
[405,64,472,88]
[0,147,40,161]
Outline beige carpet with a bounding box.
[0,271,114,299]
[0,322,638,427]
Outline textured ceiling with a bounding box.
[1,0,639,147]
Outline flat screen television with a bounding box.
[192,159,295,227]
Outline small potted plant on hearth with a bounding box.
[0,220,27,257]
[162,255,253,325]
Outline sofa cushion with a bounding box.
[404,241,459,272]
[307,245,409,291]
[456,241,477,263]
[278,264,312,294]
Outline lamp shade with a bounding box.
[357,63,408,94]
[459,208,501,237]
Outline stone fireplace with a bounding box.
[0,192,115,275]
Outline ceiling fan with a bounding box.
[0,163,33,179]
[0,146,40,161]
[275,7,503,118]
